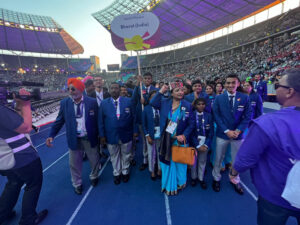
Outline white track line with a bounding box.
[65,157,111,225]
[34,132,66,149]
[164,194,172,225]
[43,151,69,173]
[240,180,258,201]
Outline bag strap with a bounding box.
[175,135,187,147]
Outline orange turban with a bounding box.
[67,78,85,92]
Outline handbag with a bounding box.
[172,139,197,166]
[0,138,16,170]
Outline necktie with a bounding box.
[255,82,258,90]
[97,96,102,105]
[229,96,234,111]
[76,102,82,118]
[114,100,118,109]
[154,109,159,126]
[197,113,204,135]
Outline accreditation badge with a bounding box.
[166,121,177,134]
[154,126,160,139]
[198,135,206,146]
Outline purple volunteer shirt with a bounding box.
[234,106,300,212]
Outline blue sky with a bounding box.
[1,0,123,70]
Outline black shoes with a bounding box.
[100,152,108,159]
[35,209,48,225]
[114,175,121,185]
[191,179,197,187]
[225,163,232,170]
[231,182,244,195]
[122,174,130,183]
[114,174,130,184]
[90,178,99,187]
[191,179,207,189]
[130,159,136,166]
[139,163,148,171]
[74,185,83,195]
[199,181,207,190]
[212,180,220,192]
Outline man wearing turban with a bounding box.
[46,78,101,195]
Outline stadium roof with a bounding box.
[92,0,282,48]
[0,8,84,55]
[0,8,62,29]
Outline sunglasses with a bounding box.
[67,87,76,91]
[274,83,290,90]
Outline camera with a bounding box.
[0,81,44,103]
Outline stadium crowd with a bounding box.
[134,33,300,85]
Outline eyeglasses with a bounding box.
[274,83,290,90]
[67,87,76,91]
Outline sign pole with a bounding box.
[136,51,144,111]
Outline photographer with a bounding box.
[0,88,47,225]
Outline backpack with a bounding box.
[281,160,300,209]
[0,138,16,170]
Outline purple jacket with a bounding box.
[234,106,300,211]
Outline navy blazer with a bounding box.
[190,111,214,149]
[49,96,99,150]
[249,92,263,119]
[213,91,251,140]
[99,97,137,145]
[142,105,160,140]
[150,93,195,142]
[254,80,267,101]
[132,85,158,124]
[184,92,211,112]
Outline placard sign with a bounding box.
[111,12,160,51]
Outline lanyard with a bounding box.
[111,98,120,119]
[196,113,205,135]
[153,108,160,126]
[169,104,181,123]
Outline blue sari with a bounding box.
[160,103,187,195]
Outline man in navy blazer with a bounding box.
[46,78,101,195]
[99,82,138,185]
[132,72,158,170]
[212,74,252,194]
[142,90,162,179]
[253,74,268,101]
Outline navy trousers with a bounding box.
[257,196,300,225]
[0,158,43,225]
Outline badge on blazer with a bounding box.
[251,101,257,106]
[185,111,189,117]
[237,98,241,102]
[125,108,130,113]
[89,110,95,116]
[181,107,186,111]
[237,105,244,111]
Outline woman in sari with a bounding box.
[150,82,195,195]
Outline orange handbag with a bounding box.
[172,140,197,166]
